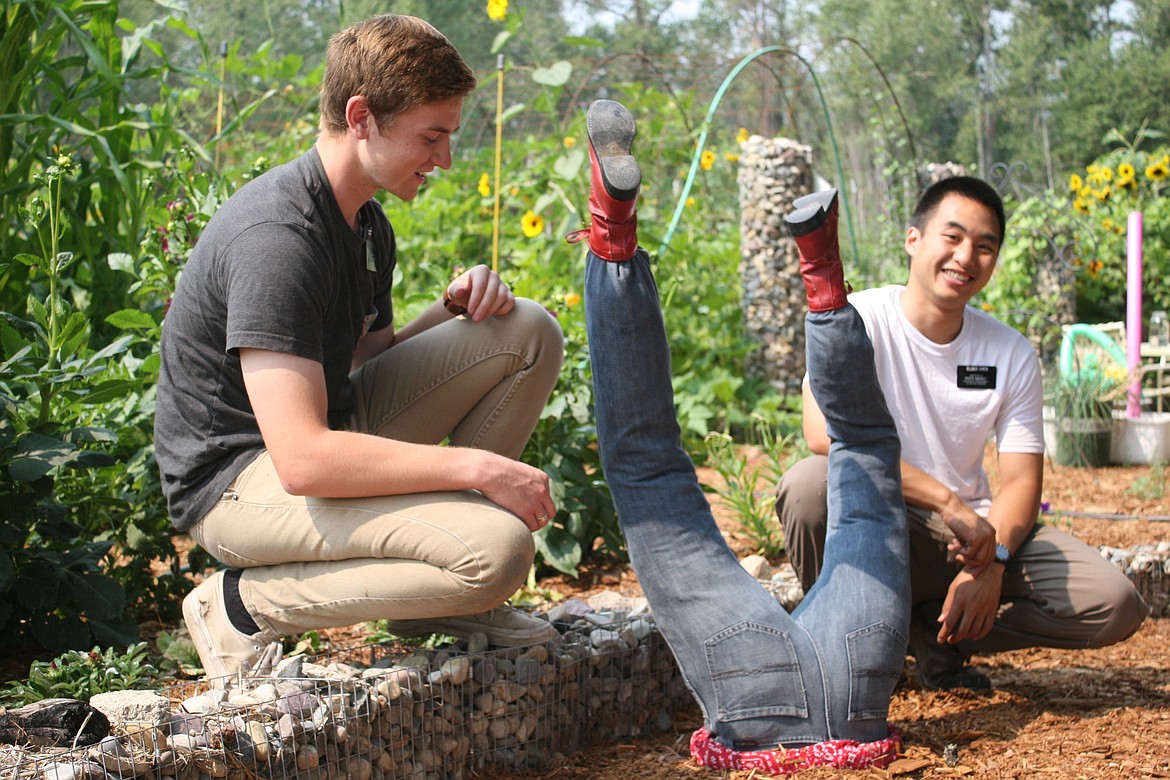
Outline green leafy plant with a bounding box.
[0,643,159,706]
[154,629,202,678]
[525,338,622,576]
[362,620,459,650]
[1127,459,1167,501]
[702,422,794,559]
[1,154,141,653]
[1047,365,1122,468]
[1048,366,1122,422]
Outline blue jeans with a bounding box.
[585,249,909,749]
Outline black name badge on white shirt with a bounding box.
[957,365,997,389]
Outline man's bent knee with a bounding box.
[1088,579,1149,647]
[775,455,829,591]
[459,519,536,613]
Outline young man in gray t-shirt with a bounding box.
[156,15,564,683]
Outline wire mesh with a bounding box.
[1,613,694,780]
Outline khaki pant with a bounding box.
[776,454,1148,654]
[189,299,564,638]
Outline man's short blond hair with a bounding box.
[319,15,476,134]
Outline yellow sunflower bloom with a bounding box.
[700,150,716,171]
[1069,173,1083,191]
[563,136,576,148]
[521,210,544,238]
[487,0,507,22]
[477,173,491,198]
[1096,186,1111,201]
[563,292,581,307]
[1119,162,1135,179]
[1087,259,1103,278]
[1148,158,1170,181]
[1102,218,1113,232]
[1100,166,1113,181]
[736,127,750,144]
[1073,198,1089,214]
[685,197,696,208]
[724,152,740,163]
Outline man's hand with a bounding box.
[941,499,996,573]
[444,264,515,322]
[937,564,1003,644]
[474,452,556,533]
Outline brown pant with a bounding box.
[190,299,564,639]
[775,454,1148,653]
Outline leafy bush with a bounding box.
[0,643,159,706]
[1,155,142,652]
[978,193,1086,364]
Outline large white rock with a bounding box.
[89,690,170,727]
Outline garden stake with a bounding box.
[215,42,227,169]
[492,53,504,272]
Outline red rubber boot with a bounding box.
[785,189,849,312]
[583,99,640,261]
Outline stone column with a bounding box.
[737,136,814,394]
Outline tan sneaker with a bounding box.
[183,570,280,684]
[383,605,559,647]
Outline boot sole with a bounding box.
[587,100,641,202]
[785,188,838,237]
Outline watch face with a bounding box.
[995,543,1011,564]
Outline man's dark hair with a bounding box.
[911,176,1006,245]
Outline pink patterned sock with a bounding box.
[690,727,901,776]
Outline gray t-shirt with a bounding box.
[155,148,396,530]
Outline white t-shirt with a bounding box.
[848,285,1044,515]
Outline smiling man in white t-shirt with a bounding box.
[776,176,1147,690]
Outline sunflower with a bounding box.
[724,152,740,163]
[563,136,576,149]
[1147,156,1169,182]
[487,0,507,22]
[563,291,581,307]
[700,150,716,171]
[1069,173,1083,192]
[477,173,491,198]
[521,210,544,238]
[1117,162,1136,188]
[736,127,750,144]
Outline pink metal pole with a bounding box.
[1127,211,1143,418]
